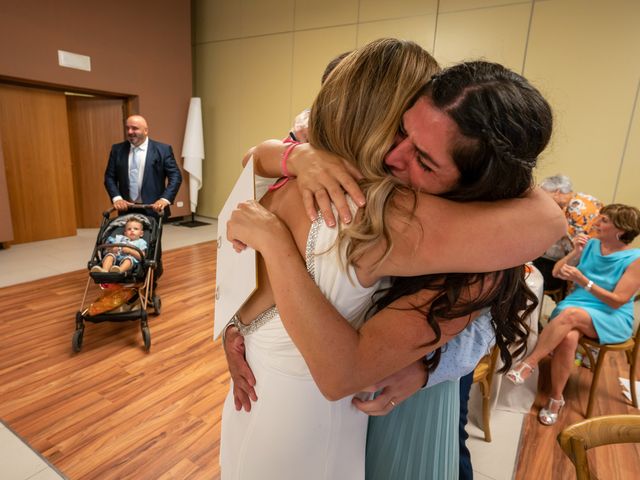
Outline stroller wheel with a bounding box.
[72,328,84,352]
[141,325,151,351]
[140,310,151,351]
[75,311,85,331]
[152,295,161,316]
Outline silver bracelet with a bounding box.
[221,318,237,347]
[585,280,594,291]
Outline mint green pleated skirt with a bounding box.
[365,379,460,480]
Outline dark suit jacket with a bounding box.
[104,138,182,218]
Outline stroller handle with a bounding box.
[103,204,161,217]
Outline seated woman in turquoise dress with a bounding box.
[507,203,640,425]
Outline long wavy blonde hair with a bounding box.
[308,38,440,267]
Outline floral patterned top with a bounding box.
[565,192,603,238]
[541,191,602,261]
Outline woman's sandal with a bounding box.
[538,396,565,426]
[505,362,535,385]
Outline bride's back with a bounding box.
[235,39,439,324]
[235,180,311,324]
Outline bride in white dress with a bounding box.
[219,39,431,479]
[220,205,380,479]
[219,39,562,479]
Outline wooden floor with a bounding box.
[1,240,639,479]
[514,352,640,479]
[0,241,227,479]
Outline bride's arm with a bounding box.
[227,201,487,399]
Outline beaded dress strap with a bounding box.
[231,307,278,336]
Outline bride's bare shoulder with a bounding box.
[261,180,311,255]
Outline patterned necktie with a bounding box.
[129,146,139,201]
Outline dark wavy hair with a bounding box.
[373,61,553,374]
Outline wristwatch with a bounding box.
[585,280,594,291]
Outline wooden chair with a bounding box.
[472,345,499,441]
[544,283,567,304]
[557,414,640,480]
[579,297,640,417]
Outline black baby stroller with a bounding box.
[72,207,163,352]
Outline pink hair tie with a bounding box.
[281,141,300,177]
[268,141,300,192]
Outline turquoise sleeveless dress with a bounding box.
[365,379,459,480]
[551,239,640,343]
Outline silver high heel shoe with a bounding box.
[538,396,565,426]
[505,362,534,385]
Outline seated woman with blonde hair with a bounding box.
[507,203,640,425]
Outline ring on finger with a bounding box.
[389,399,397,408]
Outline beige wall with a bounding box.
[193,0,640,218]
[0,0,193,219]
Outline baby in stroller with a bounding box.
[73,210,162,352]
[91,216,148,273]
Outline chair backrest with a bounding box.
[557,414,640,480]
[473,345,499,383]
[632,296,640,356]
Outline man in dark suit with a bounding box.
[104,114,182,279]
[104,114,182,217]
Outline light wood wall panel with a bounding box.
[614,80,640,248]
[434,3,532,71]
[358,0,438,22]
[356,15,437,51]
[524,0,640,203]
[615,81,640,206]
[239,35,295,148]
[66,96,125,228]
[439,0,530,13]
[291,26,357,119]
[193,0,640,215]
[194,34,293,217]
[194,40,244,218]
[294,0,359,30]
[193,0,295,43]
[0,84,76,243]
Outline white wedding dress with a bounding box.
[220,212,381,479]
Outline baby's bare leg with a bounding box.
[102,255,114,270]
[119,259,133,272]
